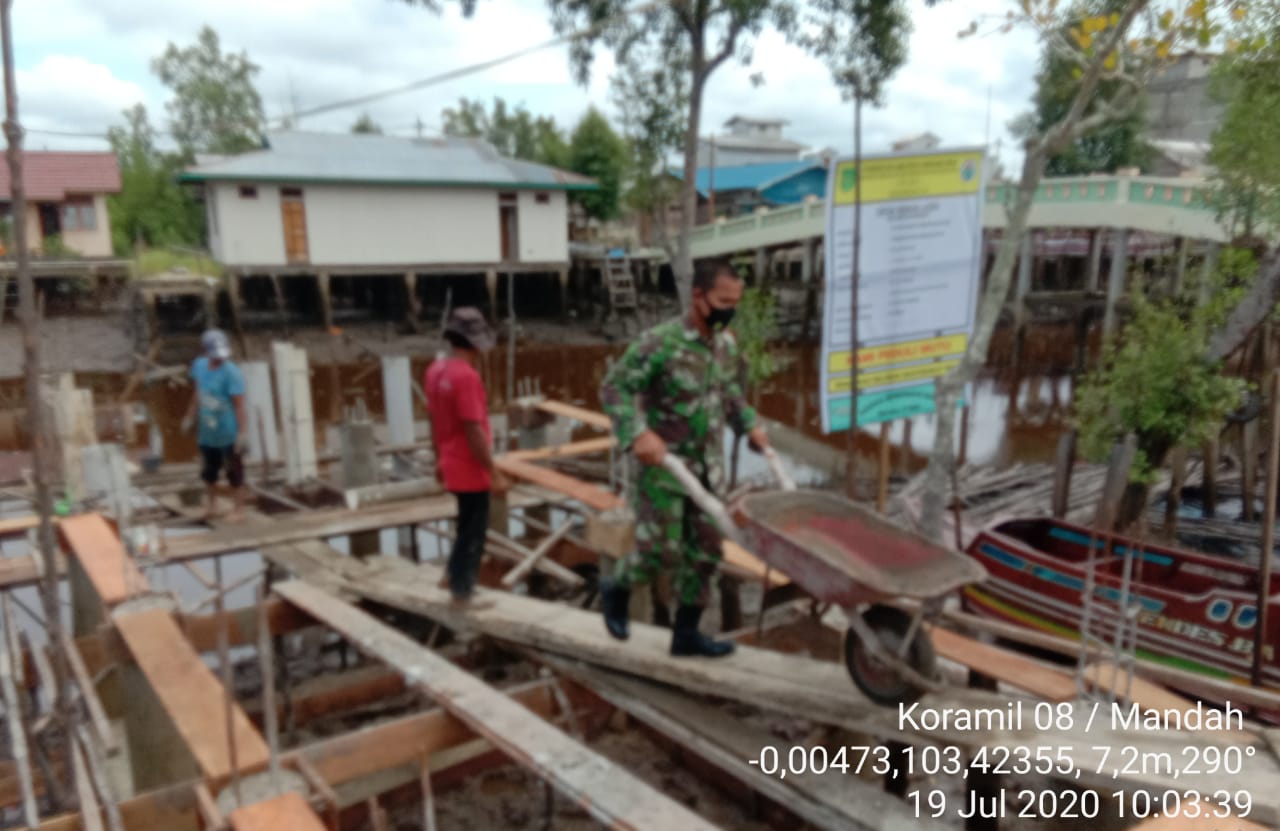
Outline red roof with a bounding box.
[0,152,121,201]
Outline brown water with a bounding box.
[0,338,1072,479]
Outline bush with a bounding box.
[133,248,223,279]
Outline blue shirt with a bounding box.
[190,357,245,449]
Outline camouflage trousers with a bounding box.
[614,463,723,607]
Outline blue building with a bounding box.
[670,160,828,221]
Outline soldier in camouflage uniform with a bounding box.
[599,260,770,658]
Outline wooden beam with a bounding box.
[275,580,720,831]
[228,792,327,831]
[114,609,271,783]
[495,457,621,512]
[63,635,117,753]
[926,626,1077,701]
[59,514,149,606]
[533,400,612,430]
[501,520,576,587]
[503,436,615,463]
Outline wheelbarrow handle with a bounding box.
[659,454,743,544]
[763,446,797,492]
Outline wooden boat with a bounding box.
[963,518,1279,692]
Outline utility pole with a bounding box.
[1,0,75,804]
[707,134,716,220]
[844,92,864,500]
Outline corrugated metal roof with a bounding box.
[670,160,824,195]
[181,131,596,190]
[0,152,121,201]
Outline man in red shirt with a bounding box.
[426,308,510,605]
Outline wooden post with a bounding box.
[898,418,913,475]
[1172,236,1189,297]
[227,273,244,340]
[1012,233,1032,368]
[256,585,282,789]
[0,596,38,826]
[1103,228,1128,340]
[1203,437,1219,519]
[1243,418,1258,522]
[1164,446,1187,539]
[270,273,288,334]
[484,268,498,315]
[558,269,569,322]
[1093,433,1137,531]
[316,272,333,332]
[1051,430,1077,519]
[957,405,971,467]
[404,271,421,333]
[876,422,891,513]
[1252,369,1280,687]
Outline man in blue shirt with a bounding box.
[182,330,248,521]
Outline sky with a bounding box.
[12,0,1041,172]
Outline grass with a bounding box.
[132,248,224,280]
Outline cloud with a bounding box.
[17,56,150,145]
[10,0,1041,172]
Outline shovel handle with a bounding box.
[763,447,796,492]
[659,454,741,543]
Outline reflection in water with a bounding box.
[0,342,1072,476]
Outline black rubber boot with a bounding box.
[600,578,631,641]
[670,605,735,658]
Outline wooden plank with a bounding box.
[557,658,938,831]
[70,741,104,831]
[533,400,612,430]
[1083,662,1255,743]
[228,792,327,831]
[58,515,149,606]
[928,626,1078,701]
[503,436,616,463]
[495,457,622,512]
[275,579,721,831]
[113,609,270,782]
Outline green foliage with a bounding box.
[798,0,911,104]
[133,248,223,279]
[39,234,79,260]
[442,97,569,166]
[152,26,266,157]
[1014,0,1153,175]
[612,54,688,223]
[734,287,780,387]
[1075,283,1247,483]
[1206,29,1280,238]
[350,113,383,134]
[107,104,205,255]
[568,108,628,222]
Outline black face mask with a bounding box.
[704,304,736,330]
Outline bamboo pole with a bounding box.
[1,0,74,801]
[876,422,890,513]
[1252,369,1279,687]
[256,584,282,789]
[71,735,105,831]
[1,595,39,826]
[215,557,242,807]
[76,727,123,831]
[420,755,438,831]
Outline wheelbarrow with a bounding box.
[662,450,987,705]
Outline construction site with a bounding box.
[0,342,1274,831]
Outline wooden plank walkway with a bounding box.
[275,579,722,831]
[59,514,150,605]
[114,609,271,782]
[228,792,327,831]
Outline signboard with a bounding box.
[819,147,986,433]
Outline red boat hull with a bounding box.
[963,518,1279,694]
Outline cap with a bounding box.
[444,307,496,352]
[202,329,232,360]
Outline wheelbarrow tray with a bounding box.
[734,490,987,604]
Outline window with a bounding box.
[239,185,258,199]
[534,192,551,205]
[60,196,96,231]
[281,187,304,199]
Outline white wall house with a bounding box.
[184,132,593,269]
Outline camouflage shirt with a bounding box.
[600,317,757,491]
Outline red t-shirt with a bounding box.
[425,358,492,493]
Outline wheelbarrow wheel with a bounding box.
[844,605,936,706]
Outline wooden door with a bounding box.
[499,193,518,262]
[280,188,309,264]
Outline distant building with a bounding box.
[891,132,941,153]
[0,151,121,257]
[696,116,809,167]
[1145,53,1222,146]
[181,131,594,269]
[668,159,828,222]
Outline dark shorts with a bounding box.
[200,445,244,488]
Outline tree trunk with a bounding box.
[674,64,706,311]
[921,149,1045,540]
[1,0,74,805]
